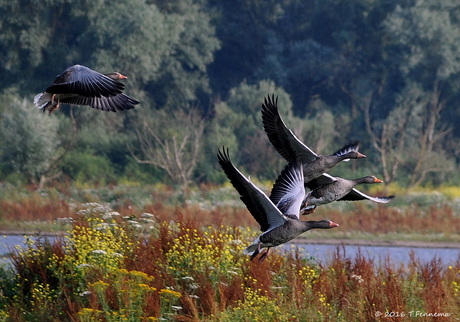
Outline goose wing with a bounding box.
[338,188,395,203]
[60,93,139,111]
[217,148,286,232]
[45,65,125,97]
[261,94,318,163]
[269,161,305,219]
[332,141,360,162]
[305,173,337,190]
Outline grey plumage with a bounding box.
[34,64,139,113]
[217,147,339,262]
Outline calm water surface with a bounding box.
[1,235,459,267]
[0,235,59,266]
[288,243,460,265]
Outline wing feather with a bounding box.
[60,93,138,111]
[261,94,317,163]
[338,189,395,203]
[45,65,125,97]
[269,162,305,218]
[217,148,286,232]
[305,173,337,190]
[332,141,360,162]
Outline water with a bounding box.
[0,234,58,266]
[288,243,460,266]
[1,234,459,267]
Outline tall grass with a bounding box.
[0,203,458,321]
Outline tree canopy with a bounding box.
[0,0,459,189]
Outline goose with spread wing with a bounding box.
[298,173,395,214]
[261,94,366,183]
[217,148,339,262]
[34,64,139,114]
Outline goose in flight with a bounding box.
[261,94,366,183]
[34,64,139,114]
[297,173,395,214]
[217,147,339,262]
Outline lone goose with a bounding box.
[217,147,339,262]
[261,94,366,183]
[34,64,139,114]
[298,173,395,214]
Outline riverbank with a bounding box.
[293,237,460,249]
[2,229,459,249]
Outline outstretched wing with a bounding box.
[60,93,139,111]
[305,173,337,190]
[261,94,317,163]
[269,161,305,219]
[45,65,125,97]
[338,189,395,203]
[332,141,360,162]
[217,148,286,232]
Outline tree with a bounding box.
[0,92,62,188]
[207,0,270,92]
[379,0,460,185]
[78,0,220,108]
[149,0,221,108]
[129,107,205,195]
[359,82,454,186]
[208,80,293,180]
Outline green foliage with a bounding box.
[0,0,459,187]
[0,92,60,184]
[384,0,460,82]
[81,0,174,87]
[121,156,166,184]
[62,150,115,185]
[208,80,292,180]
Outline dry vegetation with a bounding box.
[1,184,459,239]
[0,185,459,320]
[0,204,458,321]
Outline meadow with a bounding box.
[0,184,459,321]
[1,182,460,242]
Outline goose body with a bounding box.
[261,94,366,183]
[34,64,139,114]
[301,173,395,214]
[217,148,339,262]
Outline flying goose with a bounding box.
[261,94,366,183]
[217,147,339,262]
[34,64,139,114]
[298,173,395,214]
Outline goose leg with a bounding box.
[41,101,51,113]
[258,247,271,263]
[250,243,262,261]
[49,99,60,114]
[300,205,317,215]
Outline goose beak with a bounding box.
[374,177,383,183]
[119,73,128,79]
[357,152,366,158]
[329,221,340,228]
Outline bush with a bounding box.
[62,151,116,185]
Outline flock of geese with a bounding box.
[217,95,395,262]
[33,65,394,263]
